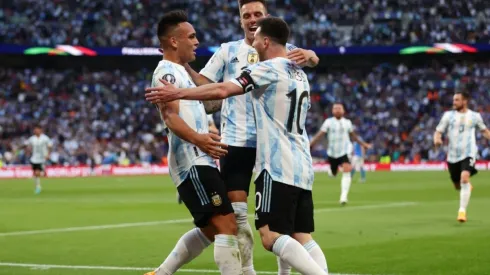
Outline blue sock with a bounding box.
[360,168,366,181]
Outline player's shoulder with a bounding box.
[153,60,184,83]
[219,39,244,52]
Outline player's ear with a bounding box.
[169,36,178,48]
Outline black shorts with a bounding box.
[220,146,256,195]
[254,170,314,235]
[31,162,44,172]
[328,155,350,176]
[177,166,234,228]
[447,157,478,184]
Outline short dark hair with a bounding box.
[157,10,188,38]
[256,17,290,46]
[33,124,42,129]
[238,0,267,10]
[455,91,470,100]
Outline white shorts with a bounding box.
[352,156,364,171]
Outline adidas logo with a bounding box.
[230,57,239,63]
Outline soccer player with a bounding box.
[146,16,328,275]
[145,11,242,275]
[182,2,319,273]
[24,125,52,194]
[433,91,490,222]
[351,141,367,183]
[310,103,372,205]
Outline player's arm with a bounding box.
[46,139,53,161]
[350,131,372,149]
[146,63,272,103]
[434,112,449,147]
[310,119,329,147]
[286,46,319,68]
[361,145,366,158]
[159,101,227,159]
[476,113,490,140]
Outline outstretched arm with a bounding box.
[310,130,326,148]
[146,79,243,103]
[287,48,320,68]
[350,132,372,149]
[183,64,223,114]
[433,130,443,147]
[482,128,490,140]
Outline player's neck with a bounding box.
[263,46,287,60]
[244,36,253,46]
[162,51,185,66]
[457,107,469,113]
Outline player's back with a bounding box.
[151,60,216,186]
[436,109,486,163]
[244,57,313,190]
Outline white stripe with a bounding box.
[0,202,417,237]
[0,262,375,275]
[56,45,83,56]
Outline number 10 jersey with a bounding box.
[230,57,314,190]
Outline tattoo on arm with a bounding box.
[203,100,223,114]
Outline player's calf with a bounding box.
[210,213,243,275]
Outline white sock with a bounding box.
[155,228,211,275]
[35,177,41,188]
[340,173,351,202]
[276,240,328,275]
[214,234,242,275]
[232,202,256,275]
[459,182,472,212]
[272,235,326,275]
[303,240,328,273]
[277,256,291,275]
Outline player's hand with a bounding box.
[434,138,443,148]
[287,48,315,67]
[145,79,182,103]
[195,133,228,159]
[363,143,373,149]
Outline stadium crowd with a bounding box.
[1,60,489,166]
[1,0,489,48]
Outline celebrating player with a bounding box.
[182,1,319,273]
[24,125,52,194]
[146,16,328,275]
[310,103,372,205]
[145,11,242,275]
[433,91,490,222]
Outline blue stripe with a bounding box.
[190,167,209,205]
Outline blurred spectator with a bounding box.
[1,0,489,48]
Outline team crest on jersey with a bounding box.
[247,53,259,64]
[162,74,176,84]
[211,193,222,206]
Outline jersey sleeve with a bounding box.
[199,45,226,83]
[319,119,330,133]
[286,43,298,52]
[152,64,182,88]
[44,136,53,147]
[230,62,275,93]
[436,112,450,133]
[476,113,488,131]
[347,120,354,133]
[24,137,33,146]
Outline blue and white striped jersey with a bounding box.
[200,39,297,148]
[436,110,487,163]
[152,60,216,186]
[320,117,354,159]
[230,57,314,191]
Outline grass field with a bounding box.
[1,171,489,275]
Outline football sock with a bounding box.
[214,234,243,275]
[155,228,211,275]
[272,235,326,275]
[340,173,352,202]
[459,182,472,212]
[276,240,328,274]
[232,202,256,275]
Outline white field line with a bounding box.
[0,202,417,237]
[0,262,377,275]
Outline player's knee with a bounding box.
[211,213,238,236]
[343,163,352,173]
[291,232,312,245]
[258,227,279,251]
[460,171,470,183]
[228,190,248,203]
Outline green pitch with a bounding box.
[1,172,489,275]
